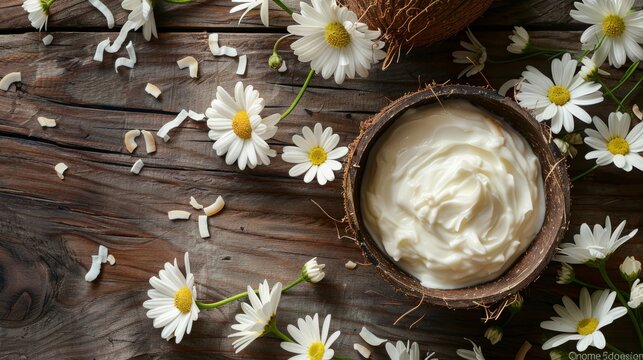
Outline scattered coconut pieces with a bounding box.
[88,0,115,29]
[37,116,57,128]
[124,129,141,153]
[168,210,191,220]
[198,215,210,238]
[353,344,371,359]
[204,196,225,217]
[208,33,220,55]
[55,162,68,180]
[514,341,532,360]
[189,196,204,210]
[219,46,237,57]
[115,41,137,73]
[85,245,110,282]
[145,83,162,99]
[345,260,358,270]
[141,130,156,154]
[130,159,144,175]
[42,34,53,46]
[157,110,189,142]
[106,254,116,266]
[236,55,247,75]
[93,38,110,62]
[106,21,136,53]
[0,72,21,91]
[98,245,108,262]
[278,61,287,73]
[359,327,387,346]
[188,110,205,121]
[177,56,198,78]
[634,104,642,121]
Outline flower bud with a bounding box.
[549,349,568,360]
[629,279,643,309]
[484,325,503,345]
[268,52,283,70]
[557,263,575,285]
[620,256,641,282]
[302,257,325,283]
[553,138,570,157]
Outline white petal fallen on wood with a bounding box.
[514,341,532,360]
[55,162,68,180]
[157,109,189,142]
[106,21,136,53]
[278,61,287,73]
[359,327,387,346]
[198,215,210,238]
[115,41,137,72]
[107,254,116,265]
[353,344,371,359]
[37,116,57,127]
[168,210,191,220]
[98,245,109,263]
[93,38,110,62]
[85,255,102,282]
[177,56,198,78]
[141,130,156,154]
[145,83,162,99]
[236,55,247,75]
[130,159,144,175]
[208,33,220,56]
[188,110,205,121]
[345,260,357,270]
[0,72,21,91]
[42,34,53,46]
[634,104,642,121]
[189,196,203,210]
[204,196,225,216]
[88,0,115,29]
[124,129,141,153]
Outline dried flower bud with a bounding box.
[302,257,326,283]
[549,349,568,360]
[557,263,575,285]
[620,256,641,282]
[268,52,283,70]
[484,325,503,345]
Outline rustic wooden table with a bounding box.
[1,0,641,359]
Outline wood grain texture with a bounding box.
[0,6,642,360]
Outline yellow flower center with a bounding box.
[308,146,328,166]
[547,85,571,106]
[307,341,326,360]
[602,14,625,38]
[232,110,252,140]
[607,136,630,155]
[324,22,351,48]
[577,317,599,336]
[174,287,193,314]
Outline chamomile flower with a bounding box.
[281,123,348,185]
[142,252,199,344]
[452,29,487,78]
[23,0,53,31]
[507,26,530,54]
[620,256,641,281]
[229,280,282,352]
[584,112,643,171]
[557,263,575,285]
[287,0,386,85]
[554,216,638,265]
[579,54,609,81]
[385,340,422,360]
[302,257,326,283]
[280,314,341,360]
[122,0,157,41]
[456,338,485,360]
[515,53,603,134]
[570,0,643,68]
[230,0,270,27]
[206,82,279,170]
[629,279,643,308]
[541,288,627,351]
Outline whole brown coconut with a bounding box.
[340,0,494,68]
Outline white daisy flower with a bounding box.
[302,257,326,283]
[281,123,348,185]
[230,0,270,27]
[23,0,53,31]
[620,256,641,281]
[122,0,157,41]
[452,28,487,78]
[584,111,643,171]
[287,0,386,85]
[629,279,643,308]
[280,313,341,360]
[229,280,282,353]
[554,216,638,265]
[507,26,530,54]
[579,54,610,81]
[142,252,199,344]
[206,82,279,170]
[557,263,575,285]
[541,288,627,351]
[456,338,485,360]
[385,340,422,360]
[570,0,643,68]
[515,53,603,134]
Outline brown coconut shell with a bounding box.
[340,0,494,69]
[342,85,571,309]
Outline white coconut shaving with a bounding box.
[85,255,102,282]
[218,46,237,57]
[106,21,136,53]
[278,61,287,73]
[189,196,203,210]
[93,38,110,62]
[42,34,53,46]
[236,55,247,76]
[168,210,191,220]
[141,130,156,154]
[204,196,225,216]
[88,0,115,29]
[115,41,137,72]
[145,83,162,99]
[359,327,387,346]
[188,110,205,121]
[208,33,220,56]
[353,344,371,359]
[55,162,68,180]
[345,260,358,270]
[177,56,198,78]
[157,109,189,142]
[107,254,116,265]
[634,104,642,121]
[97,245,108,262]
[124,129,141,153]
[0,72,21,91]
[130,159,144,174]
[198,215,210,238]
[37,116,57,127]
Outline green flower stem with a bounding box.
[282,276,306,292]
[598,262,643,350]
[571,164,600,182]
[273,34,293,54]
[487,51,550,64]
[598,78,624,109]
[606,342,625,354]
[620,76,643,111]
[196,276,307,310]
[608,60,640,94]
[269,323,293,342]
[272,0,293,15]
[278,68,316,123]
[572,278,602,290]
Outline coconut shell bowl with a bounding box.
[342,85,571,309]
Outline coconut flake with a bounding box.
[42,34,53,46]
[208,33,220,56]
[88,0,115,29]
[124,129,141,153]
[177,56,198,78]
[157,110,189,142]
[190,196,204,210]
[168,210,191,220]
[345,260,358,270]
[107,254,116,265]
[0,72,21,91]
[359,327,387,346]
[353,344,371,359]
[141,130,156,154]
[130,159,144,174]
[37,116,57,128]
[55,162,68,180]
[278,61,287,73]
[85,255,102,282]
[236,55,247,76]
[188,110,205,121]
[204,196,225,217]
[198,215,210,238]
[115,41,137,73]
[106,21,136,53]
[93,38,110,62]
[498,78,521,96]
[218,46,237,57]
[98,245,109,263]
[145,83,162,99]
[634,104,642,121]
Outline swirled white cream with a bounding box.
[361,100,545,289]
